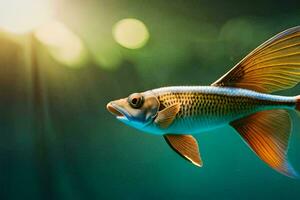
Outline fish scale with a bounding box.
[158,92,260,118]
[153,86,296,133]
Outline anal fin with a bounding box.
[164,134,202,167]
[230,110,298,178]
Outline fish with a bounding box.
[106,26,300,178]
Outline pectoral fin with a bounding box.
[230,110,298,178]
[155,103,180,128]
[164,134,203,167]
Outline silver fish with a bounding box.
[107,26,300,178]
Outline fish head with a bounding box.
[106,91,160,129]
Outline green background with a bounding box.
[1,0,300,199]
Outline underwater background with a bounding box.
[1,0,300,199]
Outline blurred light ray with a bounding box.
[113,18,149,49]
[35,21,88,68]
[0,0,53,34]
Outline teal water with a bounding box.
[1,0,300,199]
[2,50,300,199]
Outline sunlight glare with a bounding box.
[0,0,53,34]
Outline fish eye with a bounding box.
[128,93,144,108]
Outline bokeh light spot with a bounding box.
[35,21,88,68]
[113,18,149,49]
[0,0,53,34]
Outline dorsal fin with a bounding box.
[230,110,298,178]
[212,26,300,93]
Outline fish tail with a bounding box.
[296,95,300,112]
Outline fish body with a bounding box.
[107,26,300,178]
[144,86,297,135]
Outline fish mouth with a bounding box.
[106,102,129,120]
